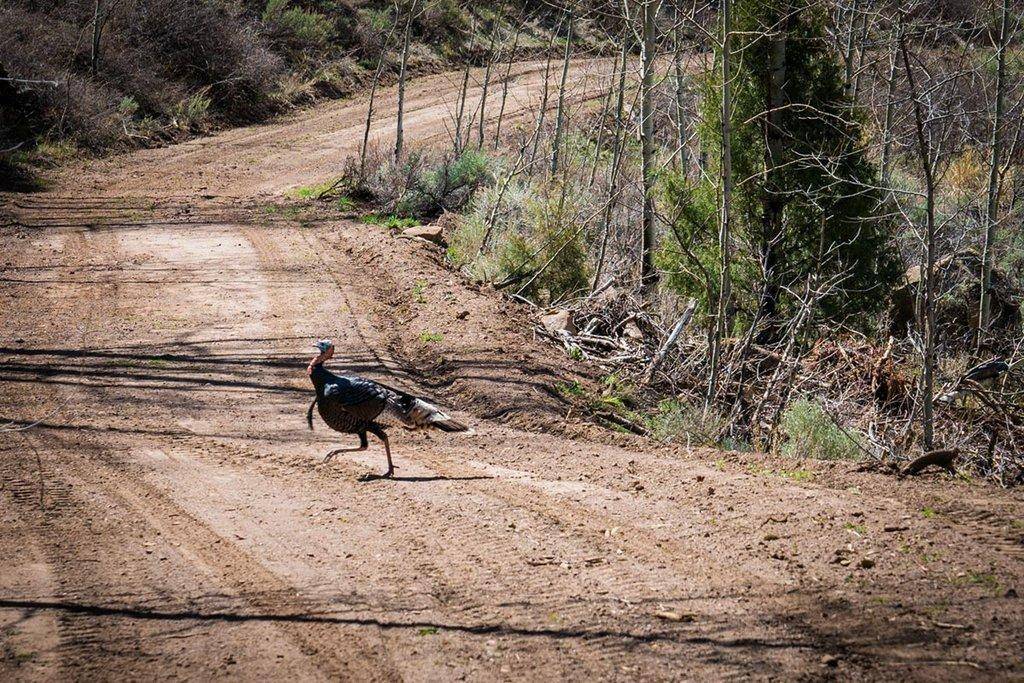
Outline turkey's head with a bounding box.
[308,339,335,375]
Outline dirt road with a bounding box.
[2,62,1023,681]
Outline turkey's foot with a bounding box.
[322,445,367,463]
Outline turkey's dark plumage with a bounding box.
[306,341,469,479]
[310,364,467,434]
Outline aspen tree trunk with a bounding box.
[589,56,617,186]
[454,63,471,153]
[493,24,521,149]
[394,0,416,161]
[360,69,383,176]
[674,23,689,173]
[708,0,733,402]
[477,25,498,149]
[91,0,103,75]
[979,0,1010,335]
[843,0,860,98]
[852,7,871,100]
[900,33,936,451]
[639,0,660,291]
[550,10,573,175]
[591,36,630,292]
[879,20,900,189]
[530,30,558,168]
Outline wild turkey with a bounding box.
[306,339,469,480]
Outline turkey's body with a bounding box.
[310,365,399,435]
[316,392,376,435]
[307,352,468,479]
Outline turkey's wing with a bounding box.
[322,377,388,423]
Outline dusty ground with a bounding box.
[2,61,1023,681]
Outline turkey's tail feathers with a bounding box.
[433,416,471,432]
[404,398,473,433]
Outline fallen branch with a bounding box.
[594,410,649,436]
[901,448,960,476]
[642,298,696,385]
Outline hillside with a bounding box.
[0,0,612,188]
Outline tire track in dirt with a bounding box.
[2,201,397,680]
[235,222,708,676]
[231,218,908,677]
[4,430,350,681]
[48,210,667,679]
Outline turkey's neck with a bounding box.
[309,362,331,394]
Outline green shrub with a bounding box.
[263,0,333,57]
[397,148,495,219]
[338,148,494,222]
[449,177,592,302]
[447,180,530,275]
[171,93,212,131]
[645,400,728,446]
[779,398,862,460]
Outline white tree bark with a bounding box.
[979,0,1010,335]
[550,10,573,175]
[708,0,733,402]
[394,0,417,161]
[639,0,660,291]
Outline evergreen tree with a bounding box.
[661,0,901,334]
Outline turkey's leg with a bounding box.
[358,427,394,481]
[306,397,318,430]
[323,431,369,463]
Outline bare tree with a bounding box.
[842,0,862,98]
[360,4,400,175]
[673,16,689,173]
[979,0,1011,337]
[753,0,792,339]
[588,53,617,186]
[477,20,499,149]
[394,0,418,161]
[454,60,472,153]
[639,0,661,291]
[879,17,901,190]
[898,22,940,450]
[550,9,573,175]
[91,0,110,75]
[592,33,630,292]
[493,19,523,149]
[708,0,733,402]
[530,26,560,168]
